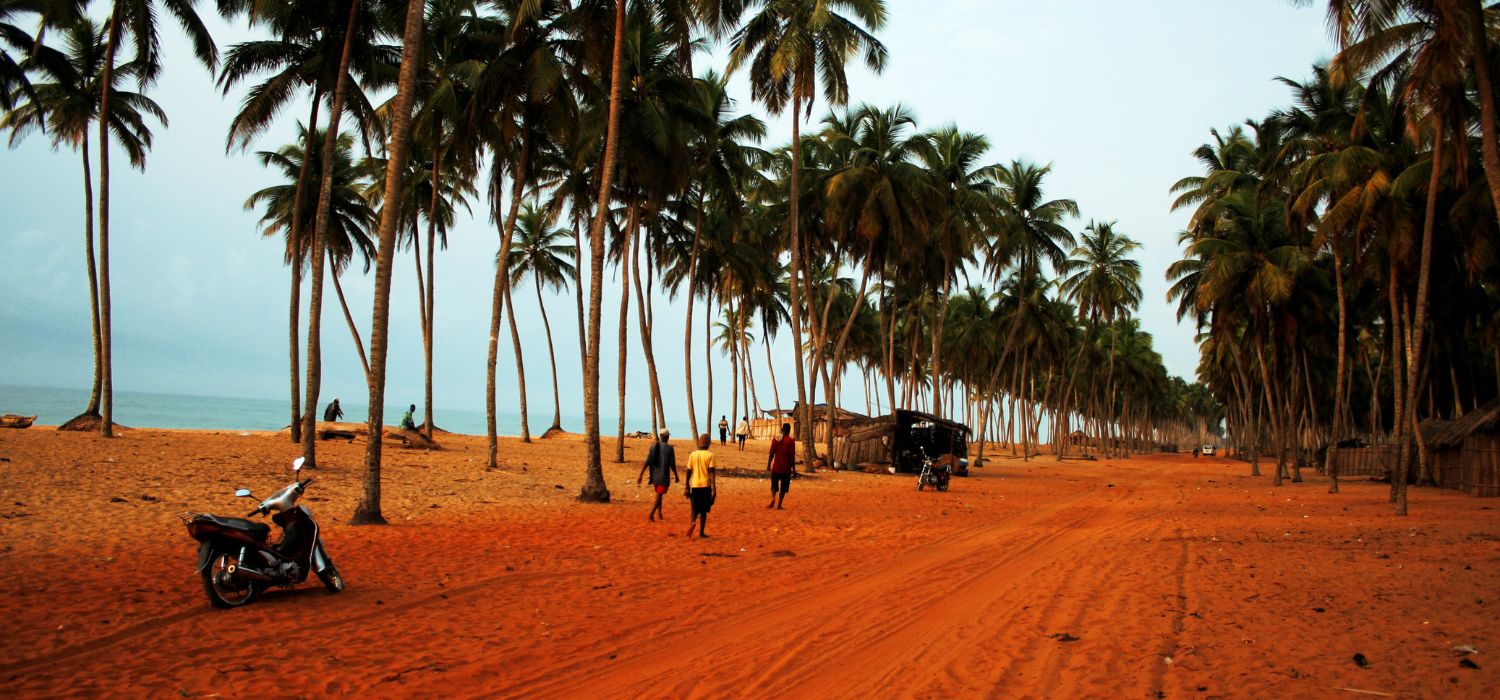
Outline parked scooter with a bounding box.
[181,457,344,607]
[916,451,951,492]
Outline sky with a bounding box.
[0,1,1336,431]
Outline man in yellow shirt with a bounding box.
[684,434,718,538]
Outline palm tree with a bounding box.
[93,0,218,437]
[1060,220,1142,455]
[3,17,158,429]
[353,0,425,526]
[219,0,397,443]
[244,126,379,379]
[508,204,576,434]
[575,0,629,502]
[727,0,887,463]
[676,69,767,440]
[914,124,996,418]
[0,0,75,113]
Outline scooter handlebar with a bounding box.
[246,506,264,518]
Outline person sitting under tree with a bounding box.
[636,429,679,521]
[400,404,417,431]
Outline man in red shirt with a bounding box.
[766,422,797,509]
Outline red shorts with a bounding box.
[654,485,669,495]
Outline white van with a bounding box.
[1201,445,1215,456]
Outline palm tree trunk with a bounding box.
[730,304,741,442]
[579,0,625,503]
[885,296,898,413]
[331,266,370,380]
[824,259,873,465]
[302,0,362,469]
[80,132,102,419]
[704,287,714,434]
[930,271,951,418]
[486,134,530,467]
[631,225,666,432]
[284,92,322,444]
[614,202,638,463]
[1466,0,1500,229]
[96,10,121,438]
[682,200,704,438]
[505,268,530,442]
[1328,245,1347,493]
[423,148,441,439]
[788,91,813,464]
[536,276,562,432]
[572,217,588,381]
[354,0,422,526]
[765,334,782,413]
[1398,123,1444,516]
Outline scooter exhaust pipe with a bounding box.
[226,563,274,582]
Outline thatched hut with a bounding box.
[832,409,971,473]
[1422,399,1500,497]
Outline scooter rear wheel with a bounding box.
[202,550,259,608]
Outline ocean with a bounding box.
[0,384,577,436]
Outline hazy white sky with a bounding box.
[0,1,1333,430]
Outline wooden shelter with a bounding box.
[832,409,971,473]
[750,403,872,442]
[1421,400,1500,497]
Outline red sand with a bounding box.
[0,427,1496,698]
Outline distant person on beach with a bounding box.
[684,434,718,538]
[400,404,417,431]
[636,429,679,522]
[323,399,343,423]
[718,416,728,445]
[735,416,750,451]
[766,422,796,509]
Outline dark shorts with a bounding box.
[770,472,791,494]
[737,434,747,445]
[690,487,715,515]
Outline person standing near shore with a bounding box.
[735,416,750,451]
[684,434,718,538]
[766,422,796,509]
[717,416,728,445]
[636,429,679,521]
[323,399,343,423]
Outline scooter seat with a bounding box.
[198,514,271,540]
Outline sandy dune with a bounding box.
[0,427,1495,698]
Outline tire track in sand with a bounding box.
[502,476,1161,699]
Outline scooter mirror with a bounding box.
[234,488,254,498]
[292,456,305,472]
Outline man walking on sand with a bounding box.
[636,429,679,522]
[718,416,729,445]
[735,416,750,451]
[685,434,718,538]
[767,422,796,509]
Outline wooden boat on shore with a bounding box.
[1,414,37,429]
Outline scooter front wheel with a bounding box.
[316,560,345,593]
[202,549,259,608]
